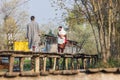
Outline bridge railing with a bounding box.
[0,51,98,77]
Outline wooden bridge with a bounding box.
[0,51,120,77]
[0,51,99,77]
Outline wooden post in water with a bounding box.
[9,56,14,72]
[20,57,24,72]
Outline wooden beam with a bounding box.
[12,54,32,57]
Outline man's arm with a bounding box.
[26,25,29,39]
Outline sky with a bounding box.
[28,0,63,25]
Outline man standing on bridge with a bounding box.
[57,26,67,53]
[26,16,40,52]
[26,16,40,71]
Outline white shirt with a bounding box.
[58,28,66,44]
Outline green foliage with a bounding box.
[67,23,98,54]
[47,29,54,36]
[24,64,31,71]
[108,58,120,68]
[0,0,29,50]
[94,58,120,68]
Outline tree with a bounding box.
[51,0,120,63]
[0,0,30,50]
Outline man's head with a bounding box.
[31,16,35,21]
[58,26,62,31]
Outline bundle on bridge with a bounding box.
[0,51,99,77]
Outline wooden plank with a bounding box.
[0,54,12,56]
[6,72,20,77]
[47,55,61,58]
[64,55,73,58]
[20,71,39,77]
[50,71,62,75]
[40,71,49,76]
[12,54,32,57]
[39,55,45,58]
[0,72,6,76]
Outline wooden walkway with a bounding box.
[0,51,99,77]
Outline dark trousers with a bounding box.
[58,43,66,53]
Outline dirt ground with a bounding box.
[0,72,120,80]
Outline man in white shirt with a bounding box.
[57,26,67,53]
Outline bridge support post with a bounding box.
[77,58,80,69]
[20,57,24,72]
[71,58,74,70]
[35,56,40,73]
[53,57,56,71]
[65,58,68,70]
[9,56,14,72]
[31,57,35,70]
[83,58,87,69]
[43,57,47,72]
[90,57,92,66]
